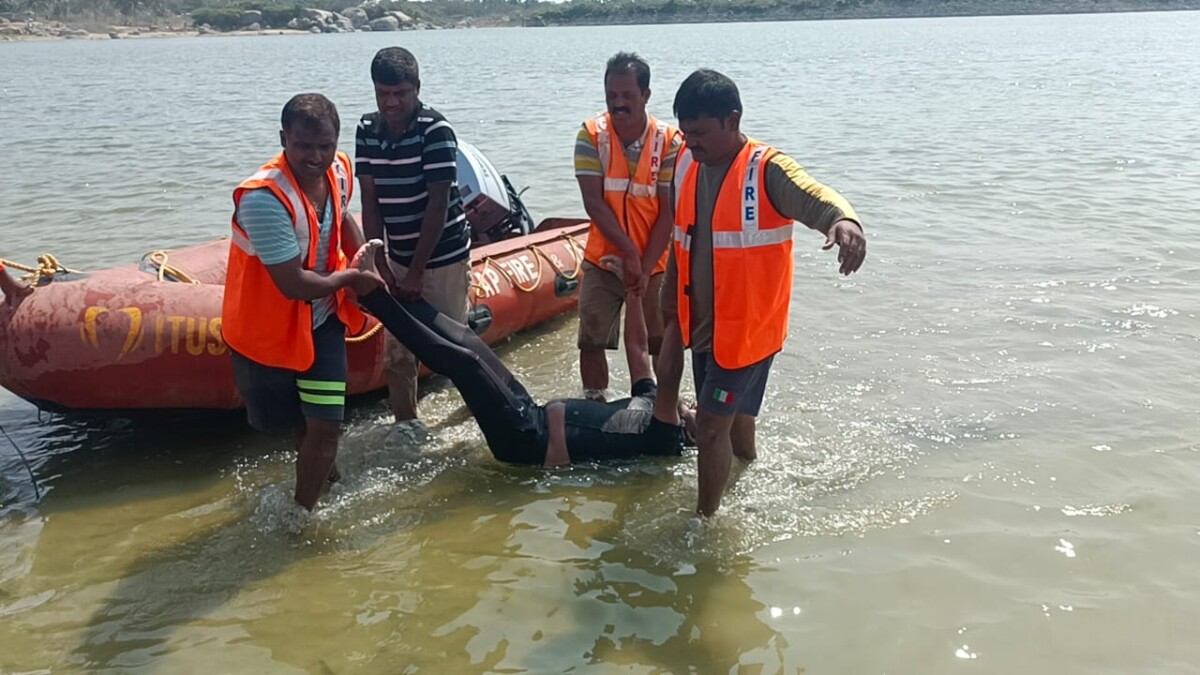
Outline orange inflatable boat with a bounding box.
[0,219,589,413]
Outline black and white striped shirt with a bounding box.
[355,106,470,268]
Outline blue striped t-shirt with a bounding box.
[354,106,470,268]
[236,188,336,328]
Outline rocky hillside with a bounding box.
[188,5,443,34]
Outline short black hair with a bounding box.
[673,69,742,122]
[605,51,650,91]
[371,46,420,87]
[281,93,340,134]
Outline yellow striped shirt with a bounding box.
[573,124,681,188]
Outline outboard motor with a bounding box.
[455,141,536,245]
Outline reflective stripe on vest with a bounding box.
[741,146,766,231]
[714,147,795,249]
[595,114,666,199]
[230,228,256,255]
[595,113,612,179]
[674,149,794,252]
[673,228,793,250]
[673,224,692,252]
[248,167,311,263]
[230,158,352,269]
[673,146,694,215]
[583,112,677,272]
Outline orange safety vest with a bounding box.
[222,151,366,371]
[582,112,678,273]
[673,141,794,370]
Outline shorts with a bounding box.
[692,352,774,417]
[230,317,348,434]
[576,261,664,352]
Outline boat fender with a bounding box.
[468,304,493,336]
[554,273,579,298]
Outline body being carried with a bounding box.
[353,243,693,466]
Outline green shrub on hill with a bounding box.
[188,5,242,28]
[256,3,302,26]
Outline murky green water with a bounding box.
[3,11,1200,672]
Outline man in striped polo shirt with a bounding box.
[357,47,472,425]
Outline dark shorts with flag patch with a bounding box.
[692,352,774,417]
[230,318,348,434]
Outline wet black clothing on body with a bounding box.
[357,291,685,464]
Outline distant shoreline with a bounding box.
[4,2,1199,43]
[1,27,315,42]
[528,0,1200,28]
[542,6,1200,26]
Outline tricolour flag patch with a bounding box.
[713,388,735,405]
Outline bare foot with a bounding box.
[350,239,384,274]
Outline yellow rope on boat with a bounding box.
[471,235,587,298]
[530,238,582,281]
[315,231,585,334]
[564,234,586,262]
[345,320,384,343]
[141,250,200,284]
[0,254,80,289]
[484,255,542,294]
